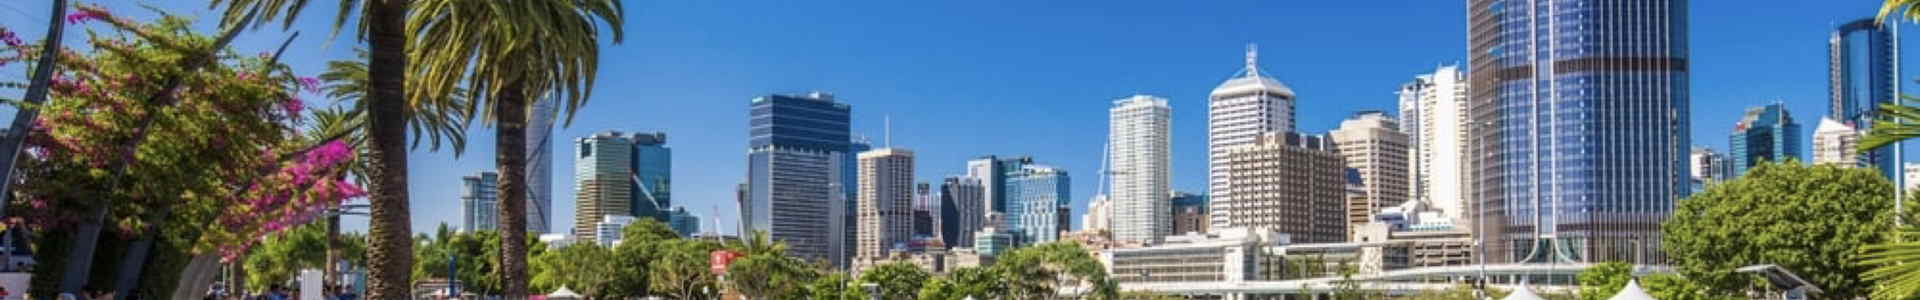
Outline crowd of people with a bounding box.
[201,284,359,300]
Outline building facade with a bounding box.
[1831,18,1902,180]
[858,148,916,259]
[1222,132,1348,243]
[574,132,635,241]
[1171,192,1209,235]
[1468,0,1691,263]
[966,156,1035,216]
[667,206,701,237]
[1329,111,1412,226]
[1111,95,1173,244]
[631,132,672,222]
[1398,65,1470,220]
[1209,46,1296,229]
[1729,104,1801,175]
[939,177,985,249]
[595,215,637,247]
[1083,195,1111,233]
[745,92,852,265]
[1813,117,1861,167]
[1006,165,1070,244]
[1102,228,1284,284]
[527,97,558,234]
[462,171,500,231]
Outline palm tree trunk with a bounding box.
[495,81,531,297]
[362,0,415,298]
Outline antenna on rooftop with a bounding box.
[1245,43,1259,76]
[885,114,893,148]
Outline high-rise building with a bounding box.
[667,206,701,237]
[1907,163,1920,192]
[844,138,872,264]
[527,97,558,234]
[966,156,1035,215]
[1399,65,1469,220]
[631,132,672,222]
[857,148,915,259]
[1831,18,1902,180]
[1209,45,1295,229]
[462,171,500,231]
[1468,0,1690,263]
[1170,192,1209,235]
[1111,95,1173,244]
[1813,117,1862,167]
[745,92,852,265]
[1689,147,1723,193]
[1344,169,1370,234]
[1329,111,1412,224]
[1006,165,1070,244]
[574,132,635,241]
[1729,104,1801,175]
[1083,195,1111,233]
[914,182,935,238]
[939,177,986,249]
[595,215,637,247]
[1222,132,1348,243]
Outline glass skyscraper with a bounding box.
[631,132,671,222]
[1830,18,1902,180]
[1005,165,1069,244]
[1728,103,1800,176]
[745,92,852,265]
[527,97,557,234]
[1468,0,1690,264]
[462,171,500,231]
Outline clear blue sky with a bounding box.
[0,0,1912,235]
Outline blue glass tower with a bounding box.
[631,132,671,222]
[1831,18,1902,180]
[745,92,851,264]
[1469,0,1690,264]
[1728,104,1800,176]
[1005,166,1069,244]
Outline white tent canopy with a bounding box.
[548,286,583,299]
[1608,279,1657,300]
[1504,285,1545,300]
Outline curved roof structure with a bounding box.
[1212,44,1294,97]
[1608,280,1656,300]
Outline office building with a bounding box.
[1209,45,1296,229]
[1329,111,1412,224]
[1689,146,1719,182]
[1908,163,1920,192]
[966,156,1036,215]
[667,206,700,237]
[1729,104,1801,175]
[1398,66,1469,220]
[857,148,915,259]
[1083,195,1111,233]
[1170,192,1208,235]
[461,171,500,231]
[595,215,637,247]
[527,97,557,234]
[574,132,635,241]
[1223,132,1348,243]
[914,182,935,237]
[1345,170,1370,232]
[939,177,985,249]
[1831,18,1902,180]
[1468,0,1690,263]
[973,226,1016,257]
[631,132,671,222]
[1102,227,1286,284]
[844,138,872,265]
[1006,165,1070,244]
[745,92,853,265]
[1111,95,1173,244]
[1813,117,1861,167]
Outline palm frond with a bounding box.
[209,0,366,42]
[406,0,624,127]
[1861,227,1920,299]
[316,56,471,156]
[1859,102,1920,152]
[1882,0,1920,24]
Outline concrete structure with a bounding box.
[1171,192,1209,235]
[850,248,989,276]
[1688,146,1723,187]
[1813,117,1861,167]
[1007,165,1070,244]
[1729,103,1801,175]
[1223,132,1348,243]
[538,233,576,248]
[858,148,916,260]
[967,156,1035,217]
[843,138,872,266]
[1111,95,1174,244]
[914,182,934,237]
[1329,111,1411,226]
[939,177,986,249]
[1468,0,1690,264]
[527,97,557,234]
[667,206,700,237]
[461,171,500,231]
[973,226,1016,257]
[1102,227,1286,284]
[1831,18,1903,180]
[574,132,634,241]
[744,92,853,266]
[1399,65,1469,220]
[594,215,637,247]
[630,132,671,222]
[1344,170,1370,234]
[1908,163,1920,192]
[1210,45,1296,230]
[1084,195,1111,233]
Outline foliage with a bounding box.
[412,225,501,295]
[1399,285,1507,300]
[1117,290,1185,300]
[1576,262,1634,300]
[404,0,623,127]
[1331,262,1373,300]
[857,262,930,299]
[1640,274,1735,300]
[312,55,472,157]
[990,242,1116,299]
[919,266,1004,300]
[1662,161,1902,299]
[651,238,723,300]
[530,242,618,297]
[724,251,812,299]
[806,273,862,300]
[245,221,365,291]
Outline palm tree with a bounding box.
[406,1,624,296]
[208,0,418,297]
[1857,3,1920,299]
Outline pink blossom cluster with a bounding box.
[217,140,365,259]
[65,9,107,25]
[0,29,21,48]
[282,97,304,116]
[298,77,321,92]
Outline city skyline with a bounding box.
[11,1,1913,235]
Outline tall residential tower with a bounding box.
[1208,46,1296,230]
[1111,95,1173,243]
[1831,18,1902,180]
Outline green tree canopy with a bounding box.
[1664,161,1910,298]
[858,262,930,299]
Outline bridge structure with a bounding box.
[1103,263,1674,299]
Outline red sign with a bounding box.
[710,250,743,275]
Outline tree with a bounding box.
[918,266,1003,300]
[1662,161,1902,299]
[991,242,1115,299]
[807,273,860,300]
[1330,263,1372,300]
[530,242,619,298]
[652,239,723,300]
[1402,285,1508,300]
[1639,274,1735,300]
[858,262,930,299]
[208,0,421,296]
[244,222,365,292]
[412,226,502,295]
[404,1,625,296]
[1575,262,1634,300]
[1116,291,1184,300]
[603,219,682,298]
[724,253,810,300]
[1847,3,1920,299]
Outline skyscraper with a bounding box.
[1111,95,1172,244]
[844,138,872,264]
[1170,192,1208,235]
[1083,195,1111,233]
[1468,0,1690,263]
[914,182,935,238]
[1209,45,1295,229]
[1688,146,1723,193]
[1813,117,1862,167]
[939,176,986,249]
[966,156,1035,215]
[857,148,915,259]
[631,132,671,222]
[1399,65,1469,220]
[745,92,852,265]
[667,206,701,237]
[1223,132,1347,243]
[1006,165,1070,244]
[462,171,500,231]
[1831,18,1902,180]
[574,132,635,241]
[1328,111,1411,225]
[527,97,557,234]
[1729,104,1801,175]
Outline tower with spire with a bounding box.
[1207,43,1297,231]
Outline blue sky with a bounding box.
[0,0,1911,235]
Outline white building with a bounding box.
[1397,65,1469,221]
[1906,163,1920,192]
[1111,95,1174,244]
[858,148,916,259]
[1102,227,1287,284]
[1689,147,1718,181]
[1812,117,1861,167]
[1329,111,1411,229]
[594,215,636,247]
[1209,45,1296,230]
[1083,194,1111,232]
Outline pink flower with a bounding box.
[237,72,254,82]
[0,29,22,47]
[64,10,107,25]
[281,97,304,116]
[337,182,367,198]
[298,77,321,92]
